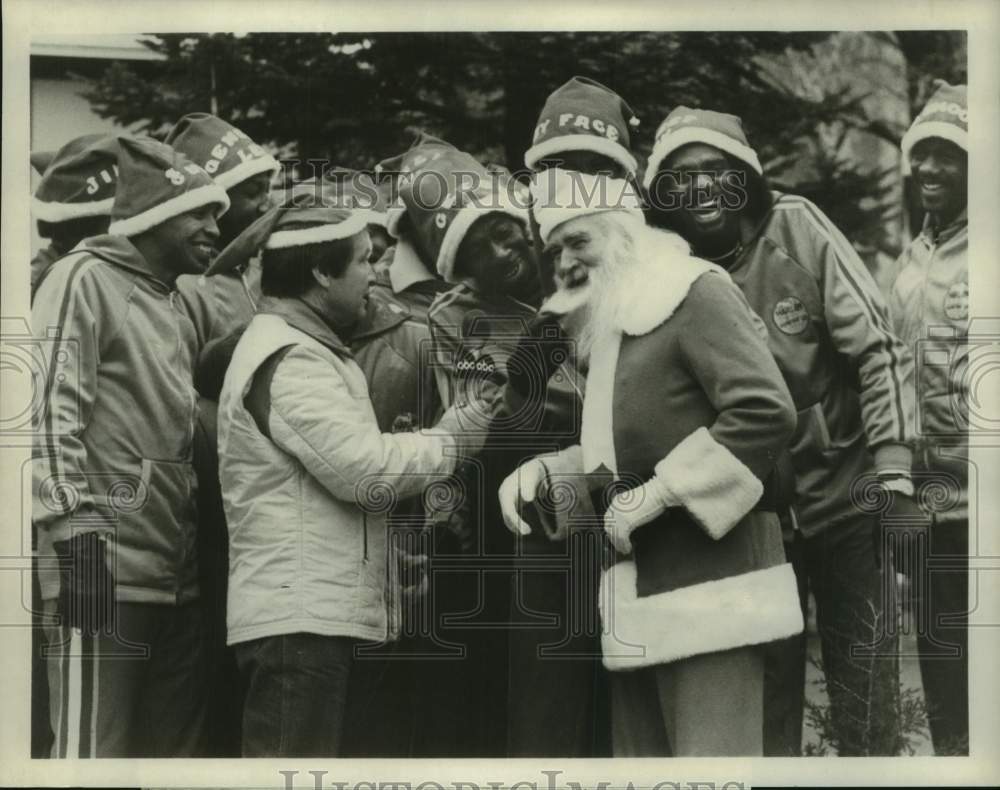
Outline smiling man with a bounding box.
[166,113,280,358]
[32,136,230,757]
[644,107,917,756]
[889,81,970,755]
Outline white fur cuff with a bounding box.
[655,426,763,540]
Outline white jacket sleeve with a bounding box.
[265,345,458,503]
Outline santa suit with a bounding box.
[570,250,802,755]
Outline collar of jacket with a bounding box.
[458,279,538,318]
[921,207,967,246]
[257,295,354,358]
[349,295,411,343]
[612,247,723,336]
[389,237,438,294]
[77,234,179,291]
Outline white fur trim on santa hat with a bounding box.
[213,153,281,191]
[264,211,371,249]
[599,558,803,670]
[524,133,638,175]
[108,183,230,237]
[900,121,968,175]
[643,126,764,190]
[653,426,764,540]
[31,195,115,223]
[436,196,530,283]
[366,210,389,228]
[385,204,406,238]
[532,170,644,244]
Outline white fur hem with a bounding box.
[385,205,405,238]
[600,559,803,670]
[524,134,638,175]
[644,127,763,190]
[436,197,530,283]
[900,122,968,174]
[108,183,230,237]
[264,211,371,249]
[655,426,764,540]
[32,195,114,223]
[213,154,281,191]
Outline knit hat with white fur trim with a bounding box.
[32,135,120,224]
[900,81,967,175]
[644,107,763,190]
[107,136,230,237]
[531,167,644,243]
[165,112,280,191]
[205,193,369,276]
[385,136,529,282]
[525,77,640,175]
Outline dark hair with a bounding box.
[260,232,359,298]
[37,215,109,246]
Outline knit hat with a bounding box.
[164,112,280,191]
[900,81,968,174]
[205,193,369,276]
[531,167,644,243]
[107,136,230,237]
[524,77,640,175]
[382,135,529,282]
[32,135,121,223]
[644,107,763,190]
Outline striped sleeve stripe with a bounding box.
[40,257,97,488]
[774,200,907,442]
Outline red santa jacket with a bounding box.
[580,246,803,669]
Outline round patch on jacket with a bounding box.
[772,296,810,335]
[944,280,969,322]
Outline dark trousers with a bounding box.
[43,598,206,757]
[235,632,356,757]
[764,515,900,755]
[506,529,610,757]
[915,520,969,754]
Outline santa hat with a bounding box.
[644,107,763,191]
[164,112,280,191]
[107,136,230,237]
[382,135,529,282]
[205,194,369,276]
[531,167,644,243]
[32,135,121,223]
[316,168,389,227]
[900,81,967,175]
[524,77,640,175]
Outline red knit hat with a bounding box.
[205,193,369,276]
[524,77,640,175]
[31,135,121,223]
[900,81,967,174]
[107,136,230,237]
[644,106,763,190]
[381,135,528,282]
[164,112,280,190]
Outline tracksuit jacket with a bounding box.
[889,210,968,524]
[727,192,916,536]
[31,234,200,604]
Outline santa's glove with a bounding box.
[499,457,549,537]
[603,475,678,556]
[53,531,115,636]
[872,472,930,575]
